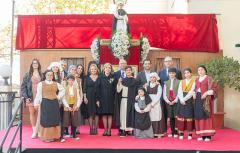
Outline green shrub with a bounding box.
[204,56,240,92]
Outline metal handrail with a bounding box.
[0,92,16,103]
[0,97,23,153]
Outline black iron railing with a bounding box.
[0,92,22,153]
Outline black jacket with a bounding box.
[21,72,42,101]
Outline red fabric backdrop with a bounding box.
[16,14,219,52]
[100,46,140,66]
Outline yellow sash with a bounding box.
[182,79,194,92]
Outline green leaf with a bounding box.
[203,56,240,92]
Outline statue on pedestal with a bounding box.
[112,0,130,34]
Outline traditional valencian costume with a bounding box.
[194,66,217,141]
[163,68,180,138]
[176,68,195,140]
[34,72,65,142]
[134,87,153,138]
[147,72,166,137]
[62,75,82,140]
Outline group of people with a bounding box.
[21,56,217,143]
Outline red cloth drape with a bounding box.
[16,14,219,52]
[100,46,140,67]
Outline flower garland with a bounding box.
[90,36,100,63]
[110,30,131,59]
[140,35,150,62]
[90,33,150,63]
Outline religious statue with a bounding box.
[112,0,130,34]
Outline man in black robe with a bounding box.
[114,66,137,137]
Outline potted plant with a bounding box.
[204,56,240,129]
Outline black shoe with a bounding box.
[95,128,98,135]
[118,129,123,136]
[126,131,133,136]
[119,131,126,137]
[103,131,108,136]
[90,128,93,135]
[92,128,97,135]
[107,130,111,136]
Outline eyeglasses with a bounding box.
[32,62,38,64]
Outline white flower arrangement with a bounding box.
[110,30,131,59]
[140,36,150,62]
[90,37,100,63]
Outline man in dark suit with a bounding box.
[158,56,182,86]
[136,59,152,88]
[60,60,68,81]
[114,59,127,80]
[158,56,182,130]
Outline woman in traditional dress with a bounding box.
[176,68,195,140]
[83,64,100,135]
[34,70,65,142]
[146,72,166,138]
[48,62,66,140]
[48,62,61,83]
[21,59,43,138]
[117,66,137,137]
[134,87,153,138]
[194,65,217,142]
[98,63,117,136]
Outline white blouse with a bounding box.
[178,79,196,102]
[145,70,151,83]
[196,75,214,95]
[134,96,151,113]
[62,85,82,108]
[148,82,162,107]
[34,80,65,106]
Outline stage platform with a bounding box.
[1,126,240,153]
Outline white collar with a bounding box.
[145,70,151,74]
[140,96,145,100]
[45,80,53,84]
[170,78,175,81]
[150,82,157,87]
[199,75,207,82]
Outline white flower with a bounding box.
[110,30,131,59]
[90,38,100,63]
[140,36,150,62]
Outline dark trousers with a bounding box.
[161,100,168,130]
[71,126,77,138]
[170,118,177,135]
[60,106,64,139]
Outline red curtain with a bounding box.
[100,46,140,67]
[16,14,219,52]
